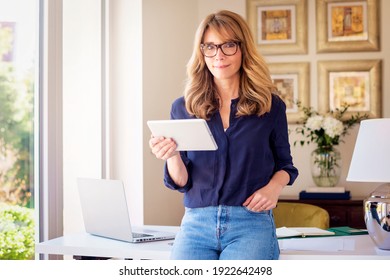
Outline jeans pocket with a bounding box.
[242,206,270,215]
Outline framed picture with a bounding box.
[316,0,379,52]
[247,0,308,55]
[269,62,310,123]
[318,60,381,119]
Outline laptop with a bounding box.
[77,177,176,243]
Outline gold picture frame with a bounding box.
[318,60,381,120]
[269,62,310,123]
[247,0,308,55]
[316,0,379,53]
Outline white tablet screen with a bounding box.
[147,119,218,151]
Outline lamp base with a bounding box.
[364,183,390,250]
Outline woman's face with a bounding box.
[202,29,242,82]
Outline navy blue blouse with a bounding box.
[163,94,298,208]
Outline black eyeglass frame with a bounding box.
[200,41,240,58]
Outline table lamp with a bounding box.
[347,118,390,250]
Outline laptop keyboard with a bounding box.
[132,232,153,238]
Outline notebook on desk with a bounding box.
[77,178,176,243]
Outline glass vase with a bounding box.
[310,146,342,187]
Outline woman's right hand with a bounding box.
[149,135,179,160]
[150,135,188,187]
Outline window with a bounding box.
[0,0,39,259]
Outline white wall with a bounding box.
[63,0,102,234]
[142,0,198,225]
[108,0,144,226]
[198,0,246,18]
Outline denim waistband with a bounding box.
[185,205,271,215]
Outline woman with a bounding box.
[149,10,298,260]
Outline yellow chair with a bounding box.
[273,202,330,229]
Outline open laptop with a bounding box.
[77,177,176,243]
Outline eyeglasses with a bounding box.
[200,41,240,58]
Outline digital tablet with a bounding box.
[147,119,218,151]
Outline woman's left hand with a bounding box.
[242,170,289,212]
[242,184,280,212]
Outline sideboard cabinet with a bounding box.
[279,198,366,229]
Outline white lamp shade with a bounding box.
[347,118,390,182]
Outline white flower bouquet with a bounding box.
[295,104,366,149]
[294,103,367,187]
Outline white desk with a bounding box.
[35,226,390,260]
[36,225,178,260]
[279,235,390,259]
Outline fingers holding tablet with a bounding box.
[149,135,178,160]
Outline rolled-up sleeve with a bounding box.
[270,98,299,185]
[163,152,192,193]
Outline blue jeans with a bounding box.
[170,205,279,260]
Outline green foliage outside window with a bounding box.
[0,23,34,208]
[0,14,36,261]
[0,203,34,259]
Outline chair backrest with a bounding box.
[273,202,330,229]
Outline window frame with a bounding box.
[36,0,64,259]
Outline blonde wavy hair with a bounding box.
[184,10,277,119]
